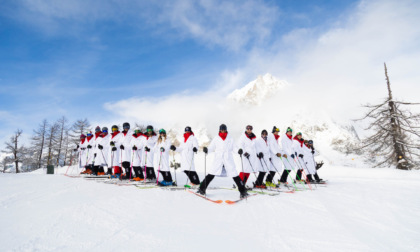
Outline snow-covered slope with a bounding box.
[1,166,419,251]
[228,73,289,105]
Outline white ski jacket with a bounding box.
[176,133,199,172]
[154,137,172,172]
[254,137,272,172]
[207,133,238,177]
[236,132,258,173]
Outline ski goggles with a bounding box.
[123,125,130,129]
[159,129,166,134]
[274,128,280,132]
[296,132,302,136]
[185,127,191,132]
[86,132,93,137]
[286,128,293,132]
[95,128,101,133]
[308,140,313,144]
[147,129,153,132]
[246,125,253,130]
[112,127,118,132]
[134,130,141,134]
[102,129,108,133]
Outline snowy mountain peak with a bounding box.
[227,73,289,105]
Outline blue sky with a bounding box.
[1,0,420,148]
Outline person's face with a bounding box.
[274,131,279,136]
[287,131,292,136]
[246,127,252,134]
[297,135,302,140]
[262,133,267,138]
[220,130,227,133]
[160,132,166,137]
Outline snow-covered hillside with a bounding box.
[1,166,419,251]
[228,73,289,105]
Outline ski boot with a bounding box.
[314,173,323,182]
[265,181,278,188]
[159,181,173,187]
[240,191,249,199]
[196,187,206,196]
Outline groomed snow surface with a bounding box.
[1,162,420,252]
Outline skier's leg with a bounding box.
[146,167,156,180]
[233,176,249,198]
[280,170,289,182]
[198,174,215,194]
[296,169,302,180]
[243,173,250,184]
[266,171,276,183]
[188,171,200,185]
[255,172,266,186]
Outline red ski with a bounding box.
[225,194,258,204]
[187,190,223,204]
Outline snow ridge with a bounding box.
[227,73,289,105]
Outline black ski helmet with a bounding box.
[185,126,192,132]
[272,126,279,133]
[95,126,101,133]
[146,125,154,131]
[111,125,119,132]
[219,124,227,131]
[261,129,268,135]
[308,140,313,145]
[123,122,130,130]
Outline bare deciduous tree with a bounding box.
[2,129,26,173]
[357,63,420,170]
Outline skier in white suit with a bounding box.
[154,129,175,186]
[293,132,306,181]
[265,126,285,187]
[236,125,257,186]
[170,126,200,185]
[74,134,88,172]
[254,130,271,188]
[130,127,145,181]
[109,125,123,178]
[302,140,316,182]
[96,127,110,175]
[198,124,248,198]
[279,127,295,183]
[141,125,158,181]
[119,122,133,179]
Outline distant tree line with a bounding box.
[1,117,91,173]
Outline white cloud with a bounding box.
[102,0,420,132]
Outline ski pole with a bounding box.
[294,157,313,190]
[110,150,114,178]
[100,149,109,168]
[204,152,207,197]
[299,157,317,189]
[284,157,307,189]
[261,157,280,192]
[291,158,311,190]
[143,150,148,183]
[172,152,177,185]
[269,158,290,189]
[130,150,134,180]
[184,150,195,188]
[246,156,264,193]
[120,148,123,181]
[156,150,163,185]
[278,157,298,191]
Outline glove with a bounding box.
[244,152,250,158]
[87,145,92,149]
[299,154,304,158]
[81,147,86,150]
[120,145,124,150]
[110,141,115,146]
[98,144,103,150]
[283,154,287,158]
[291,154,295,158]
[203,147,208,154]
[295,152,297,156]
[170,145,176,151]
[276,153,282,157]
[311,150,315,154]
[145,147,150,152]
[238,149,243,155]
[76,144,79,149]
[193,147,197,153]
[160,147,165,152]
[269,157,272,161]
[132,146,137,151]
[73,148,77,152]
[258,152,264,159]
[112,147,117,151]
[94,153,97,158]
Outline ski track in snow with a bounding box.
[1,166,420,252]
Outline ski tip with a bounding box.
[225,200,236,204]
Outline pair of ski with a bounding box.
[188,190,257,204]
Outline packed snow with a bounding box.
[1,159,419,252]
